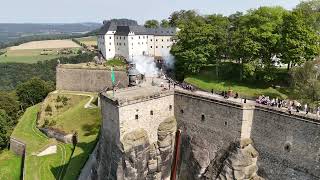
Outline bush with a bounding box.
[49,120,56,127]
[45,105,52,112]
[62,96,68,106]
[56,96,62,102]
[42,119,49,128]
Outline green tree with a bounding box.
[16,77,54,108]
[160,19,170,28]
[229,12,261,81]
[144,20,159,28]
[0,110,10,150]
[244,7,288,67]
[0,92,20,120]
[169,10,202,28]
[294,0,320,31]
[291,60,320,106]
[279,11,320,70]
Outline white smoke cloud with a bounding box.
[163,54,175,70]
[129,56,159,77]
[160,49,176,70]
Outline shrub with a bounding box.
[49,120,56,127]
[56,96,62,102]
[43,119,49,128]
[62,96,69,106]
[45,105,52,112]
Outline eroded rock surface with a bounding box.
[92,117,176,180]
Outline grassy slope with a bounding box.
[0,48,80,64]
[75,36,97,46]
[185,67,288,99]
[12,105,73,180]
[39,92,101,179]
[0,150,22,180]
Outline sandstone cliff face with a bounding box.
[217,141,264,180]
[179,136,263,180]
[92,117,176,180]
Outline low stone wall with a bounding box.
[39,128,73,144]
[10,137,26,156]
[56,65,129,92]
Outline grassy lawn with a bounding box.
[0,48,80,64]
[0,150,22,180]
[39,92,101,180]
[75,36,97,47]
[185,66,289,99]
[105,58,126,67]
[11,92,101,180]
[12,105,73,180]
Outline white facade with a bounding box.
[97,22,177,60]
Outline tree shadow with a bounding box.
[81,123,100,136]
[50,140,98,180]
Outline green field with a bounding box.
[12,105,73,180]
[185,66,288,99]
[11,92,101,180]
[75,36,97,47]
[0,150,22,180]
[0,48,80,64]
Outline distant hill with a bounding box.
[0,23,102,44]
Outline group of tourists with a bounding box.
[256,95,320,116]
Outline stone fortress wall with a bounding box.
[251,105,320,179]
[174,90,320,180]
[92,88,176,180]
[56,65,129,92]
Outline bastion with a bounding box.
[92,85,176,180]
[56,63,129,92]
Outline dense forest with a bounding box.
[0,23,101,45]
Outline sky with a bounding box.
[0,0,301,24]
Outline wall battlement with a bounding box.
[174,90,320,179]
[56,64,129,92]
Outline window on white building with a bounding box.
[147,36,148,39]
[142,42,143,45]
[132,43,133,46]
[109,49,111,51]
[139,36,140,39]
[119,43,121,46]
[109,37,111,39]
[124,37,126,40]
[120,37,121,40]
[167,46,170,48]
[138,42,140,45]
[156,46,158,48]
[131,37,133,40]
[150,39,153,42]
[156,39,158,42]
[109,43,111,45]
[150,46,153,48]
[143,36,145,39]
[162,39,164,42]
[167,39,169,42]
[162,46,164,48]
[124,43,126,46]
[116,37,118,39]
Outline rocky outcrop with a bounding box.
[92,117,177,180]
[179,137,263,180]
[217,140,264,180]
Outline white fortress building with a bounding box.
[97,19,177,60]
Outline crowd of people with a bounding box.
[163,77,320,117]
[256,95,320,116]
